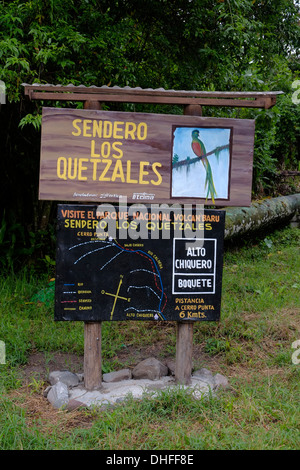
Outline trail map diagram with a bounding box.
[55,205,225,322]
[62,237,168,321]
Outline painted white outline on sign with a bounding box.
[172,238,217,294]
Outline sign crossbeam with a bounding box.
[22,83,282,109]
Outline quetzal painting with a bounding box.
[172,127,232,203]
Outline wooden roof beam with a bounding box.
[22,84,283,109]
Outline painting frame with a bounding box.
[171,125,234,203]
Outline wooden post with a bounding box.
[84,322,102,390]
[174,103,202,385]
[183,104,203,116]
[83,100,102,110]
[83,100,103,390]
[175,322,194,385]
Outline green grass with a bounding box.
[0,225,299,450]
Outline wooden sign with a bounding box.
[55,204,225,322]
[40,107,255,206]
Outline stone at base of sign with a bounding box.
[45,359,229,410]
[47,381,69,409]
[103,368,132,383]
[49,370,80,387]
[192,367,229,390]
[132,357,169,381]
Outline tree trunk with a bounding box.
[224,194,300,239]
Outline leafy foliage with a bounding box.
[0,0,299,98]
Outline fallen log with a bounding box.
[224,194,300,239]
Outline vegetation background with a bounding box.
[0,0,299,451]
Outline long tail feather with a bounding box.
[202,157,217,203]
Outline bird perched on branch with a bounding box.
[191,129,217,203]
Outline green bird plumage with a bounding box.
[191,130,217,203]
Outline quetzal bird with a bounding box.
[191,129,217,203]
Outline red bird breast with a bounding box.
[192,141,204,157]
